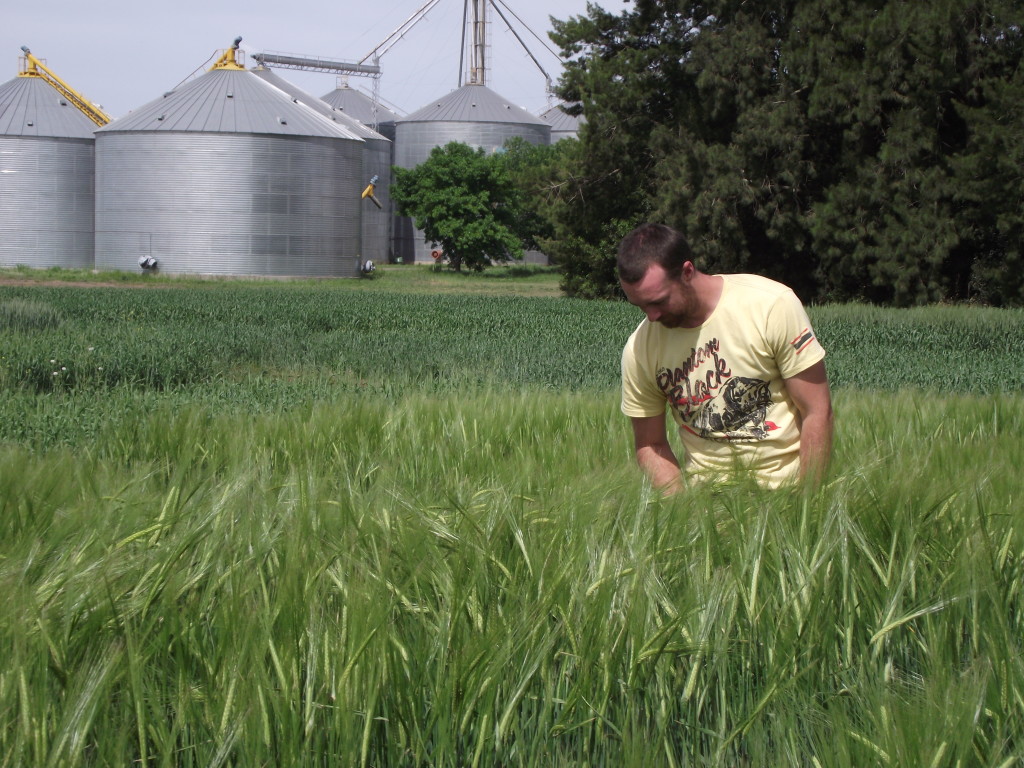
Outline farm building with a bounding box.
[4,0,580,276]
[393,83,550,264]
[539,102,583,142]
[252,66,393,267]
[391,0,551,264]
[94,42,366,278]
[321,83,398,143]
[0,49,105,269]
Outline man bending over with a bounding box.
[618,223,833,493]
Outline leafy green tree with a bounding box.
[549,0,1024,305]
[391,142,524,272]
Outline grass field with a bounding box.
[1,266,1022,766]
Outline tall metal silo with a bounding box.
[394,83,550,263]
[0,49,106,269]
[252,67,393,266]
[95,43,366,277]
[539,103,583,142]
[321,84,399,263]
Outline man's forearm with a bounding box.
[798,412,833,486]
[636,444,683,494]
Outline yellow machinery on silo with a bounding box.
[18,47,110,127]
[210,36,246,71]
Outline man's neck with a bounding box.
[682,272,724,327]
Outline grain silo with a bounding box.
[394,83,550,263]
[393,0,551,263]
[94,40,366,277]
[320,83,399,263]
[0,48,108,269]
[251,66,393,266]
[320,83,398,143]
[539,103,582,142]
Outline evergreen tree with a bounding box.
[549,0,1024,305]
[496,137,575,252]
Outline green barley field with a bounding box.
[2,266,1023,766]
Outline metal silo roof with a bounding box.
[539,103,583,136]
[398,83,545,126]
[0,75,97,138]
[97,68,364,140]
[320,85,398,127]
[251,68,388,142]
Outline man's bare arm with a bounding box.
[784,360,834,486]
[630,414,683,494]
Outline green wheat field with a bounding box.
[2,266,1023,766]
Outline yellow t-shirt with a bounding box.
[621,274,826,487]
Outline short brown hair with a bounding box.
[617,223,692,284]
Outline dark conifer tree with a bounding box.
[549,0,1023,305]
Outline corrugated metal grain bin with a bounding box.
[253,67,392,266]
[95,64,365,277]
[394,83,550,263]
[0,73,97,269]
[320,84,398,143]
[539,102,583,142]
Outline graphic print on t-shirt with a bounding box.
[654,337,778,441]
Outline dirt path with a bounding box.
[0,278,160,289]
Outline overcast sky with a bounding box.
[4,0,610,120]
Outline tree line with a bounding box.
[394,0,1023,307]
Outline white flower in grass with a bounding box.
[50,359,56,364]
[61,366,66,371]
